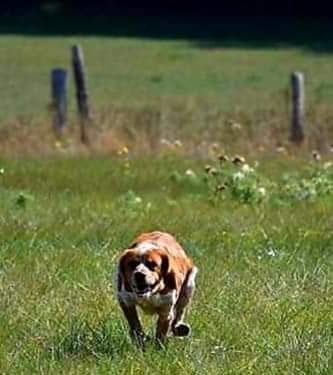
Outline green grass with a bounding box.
[1,26,333,157]
[1,23,333,157]
[0,19,332,372]
[1,31,333,123]
[0,157,332,374]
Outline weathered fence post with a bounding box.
[72,45,91,144]
[290,72,305,143]
[51,68,68,137]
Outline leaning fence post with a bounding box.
[290,72,305,143]
[72,45,91,144]
[51,68,68,137]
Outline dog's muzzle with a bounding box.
[134,272,149,294]
[133,271,159,296]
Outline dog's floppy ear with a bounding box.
[118,250,134,292]
[160,251,177,290]
[161,251,169,274]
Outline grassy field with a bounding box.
[0,16,332,374]
[0,17,333,119]
[2,34,333,118]
[0,156,332,374]
[0,18,333,157]
[1,34,333,119]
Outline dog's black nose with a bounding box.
[134,272,146,284]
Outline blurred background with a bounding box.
[0,2,332,157]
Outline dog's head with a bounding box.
[118,247,175,296]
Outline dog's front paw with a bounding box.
[131,330,148,349]
[172,323,191,337]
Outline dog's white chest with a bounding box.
[118,289,177,314]
[138,290,176,313]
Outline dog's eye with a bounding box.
[146,260,157,270]
[128,260,139,269]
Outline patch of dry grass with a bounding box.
[0,99,332,159]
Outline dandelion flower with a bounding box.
[323,161,332,170]
[55,141,63,149]
[208,167,218,176]
[218,154,229,162]
[185,169,196,177]
[267,248,276,257]
[161,138,171,146]
[216,184,227,192]
[257,187,266,196]
[205,164,213,173]
[232,155,245,164]
[276,146,286,153]
[231,122,242,130]
[312,150,321,161]
[204,165,218,176]
[241,164,254,174]
[117,145,129,155]
[174,140,183,147]
[210,142,219,151]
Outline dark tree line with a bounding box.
[0,0,331,16]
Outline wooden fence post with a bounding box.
[72,45,91,144]
[290,72,305,143]
[51,68,68,137]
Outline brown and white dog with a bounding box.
[117,231,198,346]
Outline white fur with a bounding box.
[118,287,177,314]
[186,267,198,289]
[135,241,162,254]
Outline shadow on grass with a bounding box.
[0,12,332,53]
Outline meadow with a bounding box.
[0,156,332,374]
[0,16,332,374]
[0,16,333,156]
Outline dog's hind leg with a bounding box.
[172,266,198,337]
